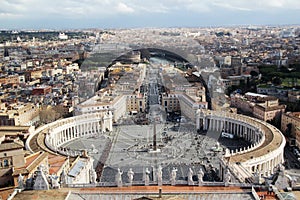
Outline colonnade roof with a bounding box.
[229,118,284,163]
[201,110,284,163]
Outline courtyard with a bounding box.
[62,121,250,184]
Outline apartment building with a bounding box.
[281,112,300,147]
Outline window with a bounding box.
[3,159,9,167]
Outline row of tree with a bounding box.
[38,105,70,125]
[258,65,300,86]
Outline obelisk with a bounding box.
[153,120,157,151]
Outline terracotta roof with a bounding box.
[48,154,68,175]
[24,152,43,168]
[229,121,283,163]
[13,186,249,200]
[284,112,300,122]
[13,151,48,176]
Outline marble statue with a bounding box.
[115,168,123,187]
[145,168,150,186]
[152,166,156,182]
[291,177,297,188]
[39,164,49,176]
[127,168,134,185]
[224,168,231,186]
[188,168,194,185]
[197,168,204,186]
[90,169,97,184]
[277,163,285,174]
[91,144,95,151]
[60,169,67,185]
[50,175,60,189]
[18,174,24,189]
[225,148,230,156]
[157,165,163,186]
[171,167,177,186]
[25,177,33,189]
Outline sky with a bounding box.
[0,0,300,29]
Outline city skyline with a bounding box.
[1,10,300,198]
[0,0,300,29]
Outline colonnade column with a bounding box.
[239,124,243,137]
[62,130,65,143]
[205,118,208,130]
[66,128,69,141]
[58,132,61,145]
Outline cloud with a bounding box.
[0,12,22,18]
[212,1,252,11]
[116,2,134,13]
[211,0,300,11]
[0,0,300,28]
[134,3,170,13]
[259,0,294,8]
[1,0,300,18]
[184,2,212,13]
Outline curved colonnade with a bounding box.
[196,110,286,179]
[26,112,113,157]
[26,109,285,182]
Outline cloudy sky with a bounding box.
[0,0,300,29]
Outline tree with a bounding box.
[39,106,61,124]
[250,71,259,77]
[4,48,9,57]
[272,77,282,85]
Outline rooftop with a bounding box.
[230,117,284,163]
[48,154,68,175]
[0,139,24,152]
[245,92,268,98]
[68,159,86,177]
[13,186,260,200]
[0,126,32,131]
[13,151,47,176]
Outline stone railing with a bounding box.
[25,122,55,153]
[200,110,286,181]
[44,138,84,157]
[204,111,266,157]
[66,180,246,188]
[227,133,265,157]
[204,110,285,158]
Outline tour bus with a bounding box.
[221,132,234,139]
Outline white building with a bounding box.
[58,33,68,40]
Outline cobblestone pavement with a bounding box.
[62,123,251,183]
